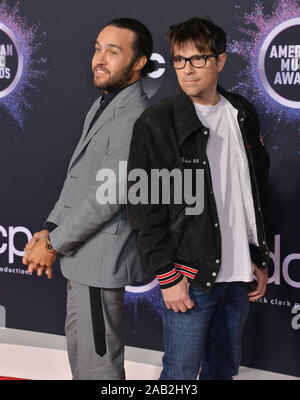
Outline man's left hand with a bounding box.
[248,264,268,302]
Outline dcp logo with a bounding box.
[259,17,300,109]
[0,22,23,98]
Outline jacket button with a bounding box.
[215,259,220,264]
[240,117,245,122]
[215,223,218,227]
[206,282,211,287]
[204,130,208,135]
[262,240,266,245]
[203,161,207,165]
[212,272,217,277]
[262,262,266,266]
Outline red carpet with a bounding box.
[0,376,26,380]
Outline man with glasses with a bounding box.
[126,18,273,379]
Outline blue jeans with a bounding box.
[160,281,250,380]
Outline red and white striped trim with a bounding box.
[173,262,198,279]
[156,268,182,286]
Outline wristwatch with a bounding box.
[45,236,57,254]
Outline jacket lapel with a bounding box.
[68,106,114,172]
[80,105,114,151]
[68,80,143,172]
[174,88,203,146]
[81,98,101,140]
[67,98,100,170]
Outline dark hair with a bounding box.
[166,17,226,56]
[106,18,155,77]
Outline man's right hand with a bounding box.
[22,230,53,278]
[161,276,195,313]
[22,229,50,265]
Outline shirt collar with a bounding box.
[174,84,249,146]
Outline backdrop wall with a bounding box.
[0,0,299,377]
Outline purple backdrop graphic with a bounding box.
[0,1,47,128]
[0,0,299,377]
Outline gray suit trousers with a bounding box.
[65,280,125,380]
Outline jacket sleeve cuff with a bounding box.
[156,267,183,289]
[173,262,198,279]
[250,244,268,269]
[48,230,73,257]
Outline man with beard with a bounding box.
[22,18,154,380]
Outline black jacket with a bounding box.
[126,86,274,293]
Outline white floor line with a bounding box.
[0,342,299,380]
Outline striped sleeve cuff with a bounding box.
[156,268,183,289]
[173,263,198,280]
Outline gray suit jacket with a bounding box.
[45,80,150,288]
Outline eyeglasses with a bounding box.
[170,54,218,69]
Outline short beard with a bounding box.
[94,56,136,92]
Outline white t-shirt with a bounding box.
[193,94,258,282]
